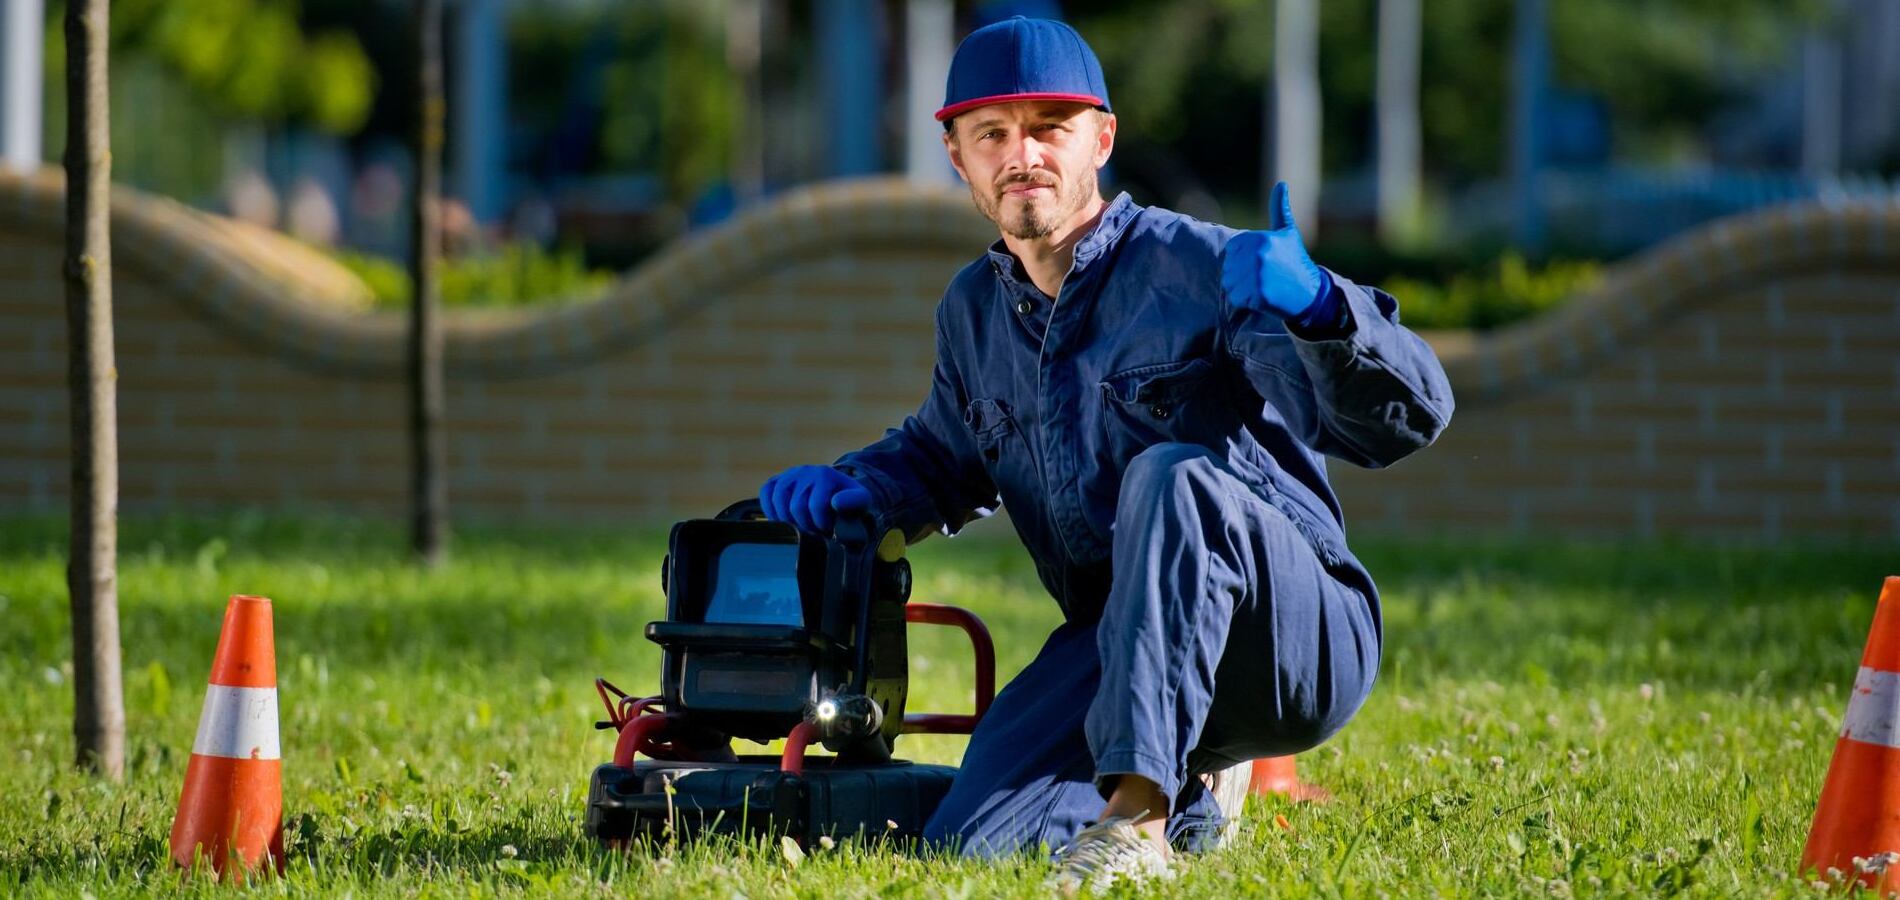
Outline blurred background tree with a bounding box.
[1072,0,1828,211]
[105,0,374,132]
[599,4,737,214]
[10,0,1888,329]
[1062,0,1845,320]
[40,0,373,203]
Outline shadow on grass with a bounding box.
[6,512,1895,695]
[1351,532,1899,605]
[283,809,592,878]
[1353,532,1897,692]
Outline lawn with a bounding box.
[0,512,1891,897]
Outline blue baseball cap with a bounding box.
[936,16,1112,123]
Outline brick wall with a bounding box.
[2,169,1896,539]
[1331,200,1900,539]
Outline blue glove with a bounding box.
[1220,181,1341,328]
[758,465,872,534]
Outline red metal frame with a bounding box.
[776,601,997,773]
[611,712,681,768]
[603,602,997,776]
[900,602,995,735]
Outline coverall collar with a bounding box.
[984,191,1140,293]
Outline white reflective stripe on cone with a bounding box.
[1843,666,1900,750]
[191,685,281,760]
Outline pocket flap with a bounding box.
[962,397,1016,439]
[1100,357,1215,405]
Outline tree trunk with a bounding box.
[1376,0,1422,247]
[1510,0,1548,253]
[727,0,767,201]
[1271,0,1321,233]
[410,0,448,567]
[63,0,124,780]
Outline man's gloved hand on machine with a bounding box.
[758,465,873,534]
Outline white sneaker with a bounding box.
[1203,760,1252,846]
[1047,814,1173,894]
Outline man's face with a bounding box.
[944,101,1116,241]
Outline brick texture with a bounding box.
[3,169,1897,539]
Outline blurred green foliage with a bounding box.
[69,57,230,203]
[1076,0,1827,203]
[508,1,740,212]
[331,237,1592,332]
[44,0,376,134]
[38,0,375,203]
[598,4,737,208]
[1383,253,1603,330]
[331,243,615,310]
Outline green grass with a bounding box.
[0,512,1893,897]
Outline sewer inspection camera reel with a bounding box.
[584,498,995,848]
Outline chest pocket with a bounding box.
[962,397,1018,463]
[1099,357,1216,422]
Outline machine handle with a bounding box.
[714,498,767,521]
[899,602,996,735]
[715,495,877,540]
[644,621,817,652]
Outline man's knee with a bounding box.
[1119,442,1223,506]
[1202,645,1378,761]
[1271,702,1355,755]
[1205,691,1364,762]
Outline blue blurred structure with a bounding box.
[1509,0,1549,254]
[818,0,884,177]
[973,0,1063,28]
[454,0,508,224]
[0,0,40,175]
[1451,167,1898,255]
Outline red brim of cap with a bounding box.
[934,92,1107,122]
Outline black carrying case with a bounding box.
[585,756,959,846]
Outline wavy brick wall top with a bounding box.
[3,169,1896,538]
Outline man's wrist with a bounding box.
[1286,279,1347,337]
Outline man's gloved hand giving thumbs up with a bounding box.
[1219,181,1345,332]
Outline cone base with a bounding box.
[1247,757,1333,803]
[1803,737,1900,893]
[169,754,285,877]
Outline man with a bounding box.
[758,16,1453,890]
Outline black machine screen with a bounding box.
[703,542,804,626]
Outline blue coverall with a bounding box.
[833,192,1454,856]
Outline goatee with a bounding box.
[972,168,1099,240]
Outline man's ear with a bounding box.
[943,130,971,185]
[1093,112,1117,169]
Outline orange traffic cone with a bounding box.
[1803,577,1900,892]
[170,595,285,878]
[1248,755,1332,803]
